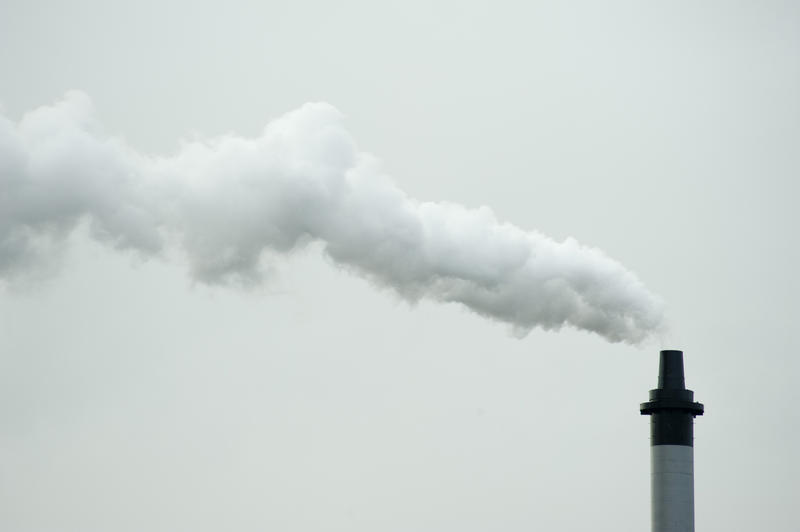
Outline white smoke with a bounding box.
[0,91,664,343]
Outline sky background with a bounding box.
[1,1,798,531]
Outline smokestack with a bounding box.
[640,350,704,532]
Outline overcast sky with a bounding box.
[1,1,798,531]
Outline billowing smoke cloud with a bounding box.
[0,92,664,343]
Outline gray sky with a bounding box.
[1,1,798,531]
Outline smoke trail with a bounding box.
[0,92,664,343]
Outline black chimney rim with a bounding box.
[640,349,704,416]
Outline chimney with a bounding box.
[640,350,704,532]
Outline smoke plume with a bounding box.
[0,92,664,343]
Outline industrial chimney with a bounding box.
[640,350,704,532]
